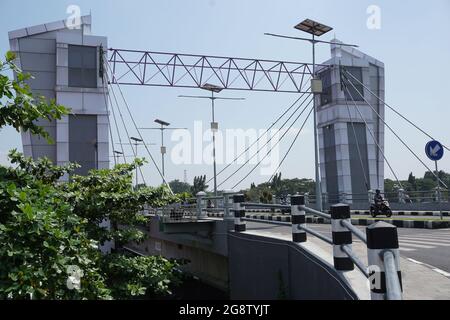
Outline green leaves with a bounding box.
[0,52,70,142]
[0,152,181,300]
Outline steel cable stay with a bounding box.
[230,99,314,190]
[107,78,146,184]
[341,79,404,190]
[343,68,450,152]
[343,87,371,191]
[341,72,448,189]
[268,104,314,183]
[206,86,311,185]
[217,96,313,189]
[100,68,118,166]
[106,90,127,164]
[105,60,174,194]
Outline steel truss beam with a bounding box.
[108,48,324,93]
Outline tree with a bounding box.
[407,172,417,191]
[169,179,192,194]
[0,53,183,299]
[191,175,208,195]
[0,52,68,141]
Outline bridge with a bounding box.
[9,15,450,300]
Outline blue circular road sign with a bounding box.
[425,140,444,161]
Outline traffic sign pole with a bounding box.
[435,160,442,220]
[425,140,444,220]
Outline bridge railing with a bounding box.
[212,193,402,300]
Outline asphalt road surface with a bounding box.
[246,221,450,274]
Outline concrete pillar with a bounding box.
[331,204,354,271]
[291,195,307,243]
[398,189,405,203]
[233,194,246,232]
[222,190,234,220]
[196,191,206,219]
[366,221,402,300]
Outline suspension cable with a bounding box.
[217,95,312,188]
[108,80,146,184]
[341,78,404,190]
[106,88,127,164]
[206,82,312,185]
[268,104,314,183]
[100,63,118,166]
[342,70,448,189]
[343,68,450,152]
[105,60,173,193]
[231,99,314,190]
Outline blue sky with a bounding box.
[0,0,449,189]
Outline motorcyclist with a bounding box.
[374,189,384,209]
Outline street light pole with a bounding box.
[178,84,245,202]
[311,32,323,212]
[265,19,358,212]
[211,90,218,201]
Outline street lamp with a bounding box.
[139,120,188,184]
[130,136,143,187]
[179,83,245,202]
[265,19,358,211]
[113,150,123,165]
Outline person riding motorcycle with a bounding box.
[374,189,384,206]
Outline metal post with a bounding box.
[291,195,307,243]
[366,221,402,300]
[435,160,443,220]
[233,194,246,232]
[330,204,354,271]
[196,191,206,219]
[161,125,165,182]
[312,33,323,212]
[135,142,138,187]
[211,91,218,207]
[223,190,234,220]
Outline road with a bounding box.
[246,221,450,274]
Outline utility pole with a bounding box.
[265,19,358,211]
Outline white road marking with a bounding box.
[399,247,415,252]
[397,242,434,249]
[407,258,424,265]
[432,268,450,278]
[400,239,450,246]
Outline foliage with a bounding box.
[0,55,183,300]
[0,52,69,142]
[100,254,182,299]
[169,179,192,195]
[0,151,110,299]
[191,175,208,195]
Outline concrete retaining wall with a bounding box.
[228,232,359,300]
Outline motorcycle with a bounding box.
[370,200,392,218]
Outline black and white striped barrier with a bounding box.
[331,204,354,271]
[233,194,246,232]
[367,221,402,300]
[291,195,306,243]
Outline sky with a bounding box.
[0,0,449,189]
